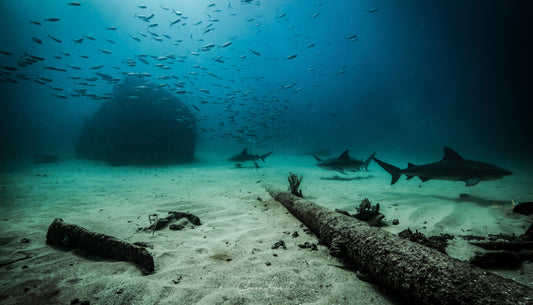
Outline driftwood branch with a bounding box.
[266,187,533,305]
[46,218,154,274]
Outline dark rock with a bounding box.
[20,238,30,243]
[513,201,533,215]
[392,219,399,225]
[298,242,318,251]
[470,251,523,269]
[76,75,196,165]
[271,240,286,250]
[70,298,80,304]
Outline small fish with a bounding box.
[137,5,147,9]
[32,37,42,44]
[53,94,68,99]
[160,5,169,10]
[73,38,84,44]
[366,8,378,13]
[29,20,42,25]
[310,13,320,18]
[26,54,44,61]
[106,26,117,30]
[48,35,62,43]
[69,65,82,70]
[249,48,261,56]
[68,2,81,6]
[202,43,215,51]
[207,3,215,8]
[345,34,358,42]
[0,50,12,56]
[285,54,297,60]
[44,66,67,72]
[277,13,286,18]
[220,41,232,48]
[130,35,141,42]
[170,19,181,27]
[44,18,60,22]
[2,66,17,71]
[199,88,210,94]
[148,23,158,28]
[105,39,116,44]
[84,35,96,40]
[307,43,315,48]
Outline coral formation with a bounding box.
[288,172,303,197]
[76,75,196,165]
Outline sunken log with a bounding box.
[265,187,533,305]
[46,218,154,274]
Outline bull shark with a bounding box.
[228,148,273,162]
[372,147,513,186]
[314,150,375,174]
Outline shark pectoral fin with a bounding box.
[406,175,414,180]
[464,177,480,186]
[419,176,431,182]
[336,169,347,175]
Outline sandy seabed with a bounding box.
[0,152,531,305]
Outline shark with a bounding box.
[314,150,375,174]
[228,148,273,162]
[372,147,513,186]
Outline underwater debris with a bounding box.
[287,172,303,197]
[266,186,533,304]
[398,228,454,253]
[139,211,201,234]
[335,198,385,226]
[46,218,154,274]
[467,223,533,269]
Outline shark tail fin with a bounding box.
[372,156,402,185]
[260,151,273,162]
[363,152,376,171]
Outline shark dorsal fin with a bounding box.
[442,147,464,161]
[241,148,248,154]
[339,150,350,160]
[407,162,416,168]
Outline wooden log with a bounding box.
[266,187,533,305]
[46,218,154,274]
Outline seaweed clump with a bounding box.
[288,172,303,197]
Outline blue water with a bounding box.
[0,0,531,163]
